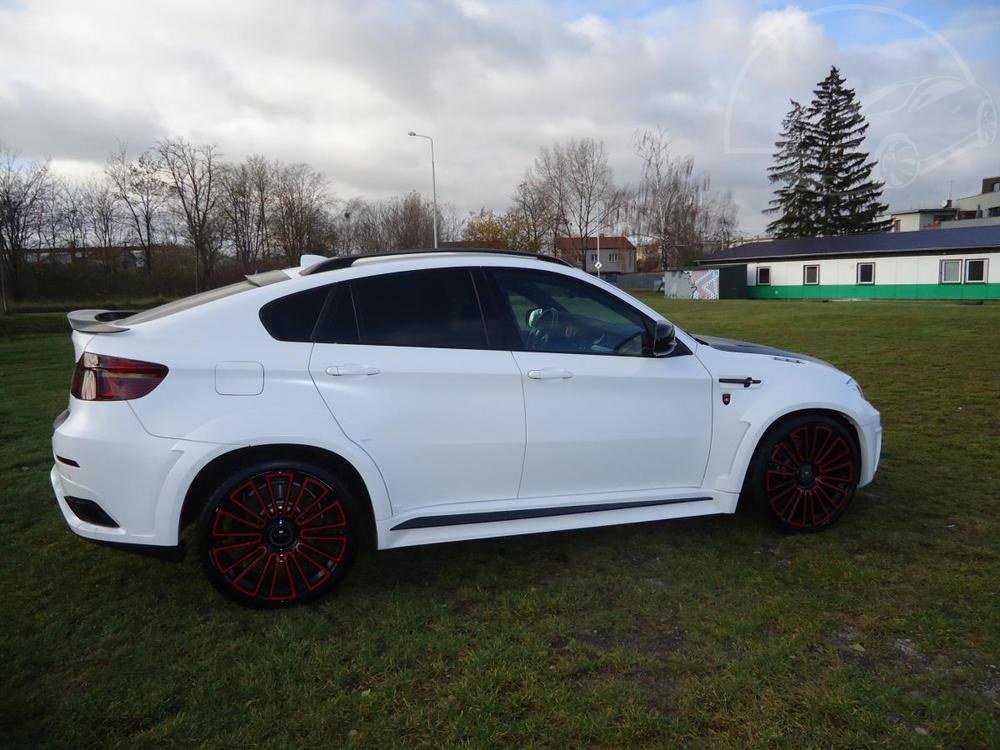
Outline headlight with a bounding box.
[846,378,864,399]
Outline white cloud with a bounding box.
[0,0,997,234]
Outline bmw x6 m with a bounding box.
[51,250,882,607]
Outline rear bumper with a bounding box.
[51,399,225,547]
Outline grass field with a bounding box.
[2,298,998,748]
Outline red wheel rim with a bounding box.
[766,424,856,529]
[208,470,348,602]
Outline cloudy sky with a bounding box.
[1,0,998,234]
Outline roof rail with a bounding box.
[300,247,571,275]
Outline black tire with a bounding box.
[198,459,360,608]
[745,414,860,534]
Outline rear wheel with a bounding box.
[198,460,359,608]
[747,415,860,533]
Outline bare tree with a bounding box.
[60,179,88,255]
[634,129,732,268]
[533,138,621,268]
[510,170,554,252]
[156,137,223,286]
[82,178,123,276]
[83,179,121,249]
[218,155,272,274]
[338,191,449,254]
[31,175,62,251]
[269,162,329,264]
[105,143,165,271]
[0,144,51,307]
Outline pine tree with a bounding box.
[803,66,887,235]
[764,66,889,237]
[764,100,815,238]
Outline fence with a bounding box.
[608,272,664,291]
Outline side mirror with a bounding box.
[652,321,676,357]
[526,307,544,328]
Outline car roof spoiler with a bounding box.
[67,309,136,334]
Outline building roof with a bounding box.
[555,236,635,252]
[890,207,957,216]
[703,225,1000,263]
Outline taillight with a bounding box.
[71,353,169,401]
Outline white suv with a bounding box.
[51,250,882,607]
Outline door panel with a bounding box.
[512,350,711,497]
[307,267,526,515]
[310,345,525,513]
[486,266,712,498]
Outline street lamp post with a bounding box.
[408,131,438,249]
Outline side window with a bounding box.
[757,267,771,286]
[313,284,359,344]
[259,285,332,342]
[803,264,820,285]
[350,268,488,349]
[491,268,649,356]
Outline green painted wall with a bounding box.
[748,283,1000,300]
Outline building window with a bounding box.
[803,264,820,285]
[965,258,987,284]
[940,259,962,284]
[590,253,597,263]
[857,262,875,285]
[756,267,771,286]
[609,253,619,262]
[989,207,1000,217]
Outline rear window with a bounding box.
[124,270,289,325]
[259,285,332,342]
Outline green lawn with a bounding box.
[2,299,998,748]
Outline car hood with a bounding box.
[692,334,835,369]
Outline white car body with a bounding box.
[51,251,882,557]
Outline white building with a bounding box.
[956,176,1000,219]
[702,225,999,300]
[888,206,957,232]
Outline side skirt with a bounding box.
[391,496,709,530]
[377,491,738,550]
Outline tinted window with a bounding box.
[966,258,986,283]
[314,284,360,344]
[351,268,487,349]
[259,285,331,342]
[491,268,649,356]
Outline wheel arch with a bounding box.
[178,443,379,548]
[734,407,864,499]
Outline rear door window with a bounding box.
[349,268,488,349]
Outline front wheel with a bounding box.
[746,415,860,533]
[198,460,360,608]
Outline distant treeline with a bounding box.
[1,131,739,304]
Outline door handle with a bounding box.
[325,364,380,376]
[527,368,574,380]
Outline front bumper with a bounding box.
[858,411,882,487]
